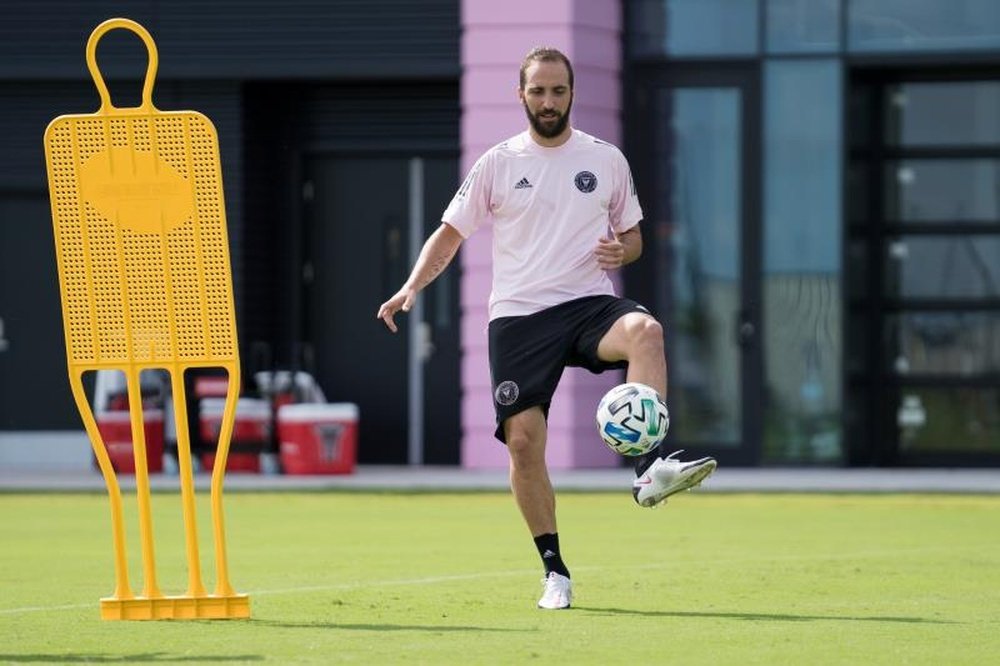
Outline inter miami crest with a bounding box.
[574,170,597,193]
[494,380,519,406]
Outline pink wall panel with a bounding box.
[459,0,626,469]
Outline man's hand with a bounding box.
[377,287,417,333]
[594,235,626,270]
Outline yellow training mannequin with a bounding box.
[43,17,249,620]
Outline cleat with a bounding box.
[632,450,716,508]
[537,571,572,609]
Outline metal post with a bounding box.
[408,157,425,466]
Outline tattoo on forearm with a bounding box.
[415,251,455,290]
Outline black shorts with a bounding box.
[488,294,652,443]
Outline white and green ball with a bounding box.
[595,382,669,456]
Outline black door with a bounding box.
[847,68,1000,466]
[0,192,80,430]
[630,66,763,465]
[302,154,460,464]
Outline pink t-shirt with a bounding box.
[442,129,643,320]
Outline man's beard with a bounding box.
[524,100,572,139]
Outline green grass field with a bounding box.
[1,490,998,664]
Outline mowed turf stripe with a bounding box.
[0,543,986,616]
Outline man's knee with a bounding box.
[506,432,536,462]
[629,315,664,352]
[505,411,545,465]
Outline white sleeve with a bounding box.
[441,150,494,238]
[610,150,643,234]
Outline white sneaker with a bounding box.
[537,572,572,610]
[632,450,716,508]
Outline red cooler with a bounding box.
[278,403,358,475]
[96,409,165,474]
[199,397,271,473]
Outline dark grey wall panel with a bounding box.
[0,82,98,192]
[1,1,459,79]
[299,82,460,149]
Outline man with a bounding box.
[377,47,716,610]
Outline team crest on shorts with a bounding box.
[494,380,519,406]
[574,170,597,193]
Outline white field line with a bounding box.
[0,544,989,617]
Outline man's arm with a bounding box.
[595,226,642,271]
[377,223,464,333]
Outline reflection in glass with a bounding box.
[629,0,758,57]
[896,388,1000,453]
[763,60,843,463]
[658,88,741,445]
[767,0,840,53]
[885,82,1000,147]
[885,160,1000,223]
[884,236,1000,299]
[849,0,1000,53]
[885,312,1000,376]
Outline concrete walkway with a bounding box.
[1,466,999,493]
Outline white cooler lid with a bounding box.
[200,397,271,419]
[277,403,358,422]
[96,409,164,423]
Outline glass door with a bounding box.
[848,71,1000,465]
[631,66,762,464]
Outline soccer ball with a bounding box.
[595,382,669,456]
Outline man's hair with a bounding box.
[519,47,574,90]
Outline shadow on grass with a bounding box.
[574,607,956,624]
[0,656,262,663]
[251,619,525,632]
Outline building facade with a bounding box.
[1,0,998,468]
[621,0,1000,467]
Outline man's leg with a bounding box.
[504,407,572,609]
[595,311,716,507]
[594,311,666,396]
[505,406,556,535]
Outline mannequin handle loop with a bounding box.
[85,18,159,113]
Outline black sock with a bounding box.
[633,442,665,476]
[533,533,570,578]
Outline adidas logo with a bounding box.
[514,177,533,190]
[542,549,556,559]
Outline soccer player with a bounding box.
[377,47,716,610]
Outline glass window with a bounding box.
[885,312,1000,376]
[765,60,842,272]
[767,0,841,53]
[895,388,1000,454]
[629,0,759,57]
[885,160,1000,223]
[763,59,843,464]
[885,82,1000,147]
[657,87,743,446]
[884,235,1000,300]
[849,0,1000,53]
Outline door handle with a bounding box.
[0,317,9,352]
[736,312,755,346]
[418,321,435,362]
